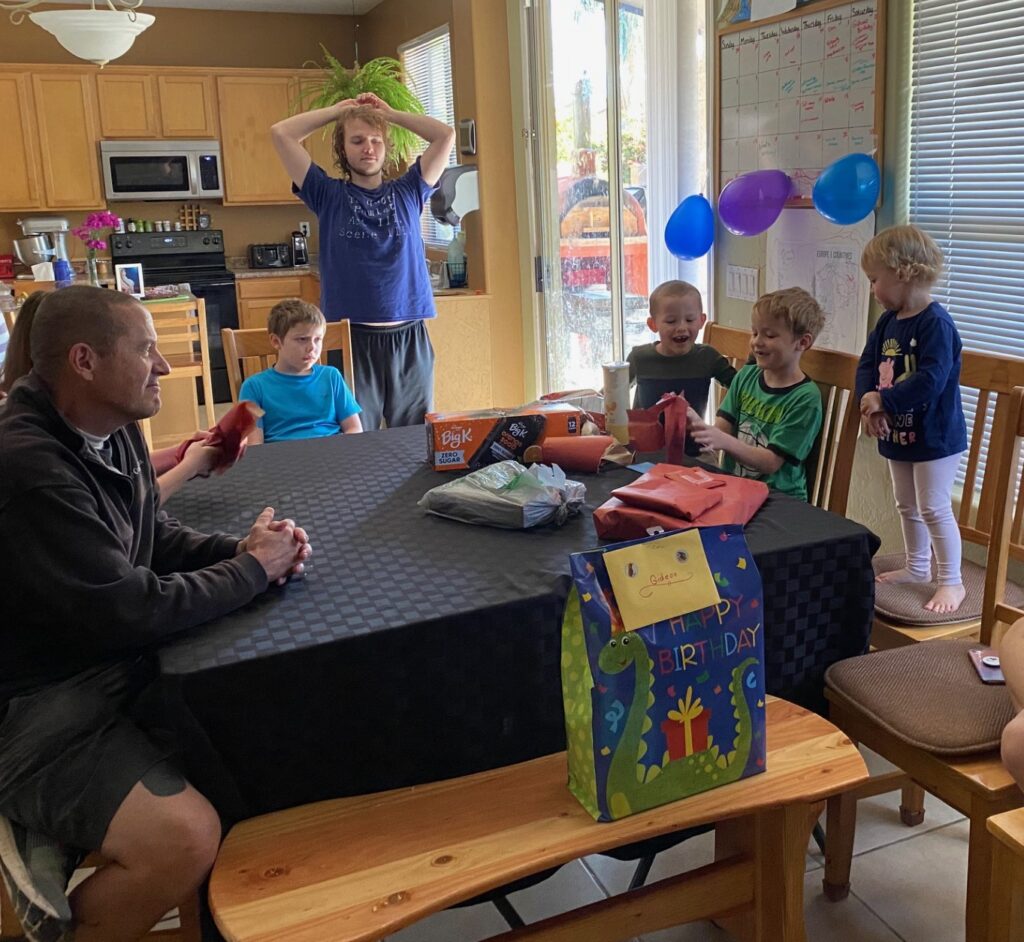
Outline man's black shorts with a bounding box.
[0,660,179,851]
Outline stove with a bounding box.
[110,229,237,403]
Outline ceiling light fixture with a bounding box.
[0,0,155,68]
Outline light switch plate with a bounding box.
[726,265,759,302]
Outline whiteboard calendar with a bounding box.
[716,0,886,201]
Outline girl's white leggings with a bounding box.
[888,453,963,585]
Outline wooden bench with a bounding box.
[988,807,1024,942]
[209,698,868,942]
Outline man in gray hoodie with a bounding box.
[0,286,311,942]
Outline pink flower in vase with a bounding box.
[73,212,122,283]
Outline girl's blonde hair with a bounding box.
[861,225,944,285]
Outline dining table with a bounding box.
[160,424,880,822]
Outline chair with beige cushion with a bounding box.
[821,385,1024,942]
[703,322,861,516]
[221,321,355,404]
[870,349,1024,649]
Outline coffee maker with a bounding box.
[291,230,309,266]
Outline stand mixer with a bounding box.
[13,217,71,273]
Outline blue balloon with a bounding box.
[664,194,714,260]
[812,153,881,225]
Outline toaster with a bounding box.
[248,243,293,269]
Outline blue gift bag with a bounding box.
[561,525,767,821]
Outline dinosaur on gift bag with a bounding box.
[597,634,758,818]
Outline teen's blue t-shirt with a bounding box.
[294,159,437,323]
[239,364,360,442]
[854,301,967,461]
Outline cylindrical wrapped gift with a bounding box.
[603,362,631,444]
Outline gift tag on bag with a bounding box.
[605,530,721,631]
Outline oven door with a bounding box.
[189,278,238,404]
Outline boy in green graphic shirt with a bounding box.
[690,288,826,500]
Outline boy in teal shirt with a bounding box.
[690,287,825,500]
[241,299,362,443]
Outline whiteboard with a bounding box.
[765,208,874,355]
[717,0,885,201]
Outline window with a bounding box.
[400,25,457,246]
[909,1,1024,475]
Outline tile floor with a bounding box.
[388,748,971,942]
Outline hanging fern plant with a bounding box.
[301,47,426,172]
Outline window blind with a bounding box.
[909,0,1024,480]
[400,26,456,246]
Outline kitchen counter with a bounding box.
[13,276,113,295]
[229,265,316,280]
[226,261,484,299]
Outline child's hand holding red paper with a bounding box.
[173,400,263,474]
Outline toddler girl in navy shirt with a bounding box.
[856,225,968,614]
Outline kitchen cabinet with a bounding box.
[294,74,338,177]
[300,275,320,305]
[31,72,103,210]
[0,73,43,211]
[217,76,299,205]
[428,295,494,411]
[236,276,306,330]
[96,73,159,138]
[158,74,218,138]
[93,72,219,140]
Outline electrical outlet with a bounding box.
[298,221,311,238]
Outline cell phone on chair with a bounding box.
[967,647,1005,685]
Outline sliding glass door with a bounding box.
[525,0,708,394]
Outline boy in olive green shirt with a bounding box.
[690,287,826,500]
[627,280,736,456]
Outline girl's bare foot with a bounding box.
[924,583,966,614]
[876,568,931,585]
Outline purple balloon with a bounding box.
[718,170,793,236]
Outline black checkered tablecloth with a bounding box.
[160,426,879,820]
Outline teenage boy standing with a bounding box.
[272,93,455,431]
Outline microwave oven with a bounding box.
[100,140,224,201]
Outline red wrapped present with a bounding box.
[593,462,770,540]
[628,392,687,463]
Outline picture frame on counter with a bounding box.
[115,263,145,299]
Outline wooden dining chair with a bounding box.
[703,322,861,516]
[987,807,1024,942]
[136,298,216,453]
[221,321,355,403]
[821,385,1024,942]
[148,298,216,430]
[870,349,1024,650]
[703,320,751,378]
